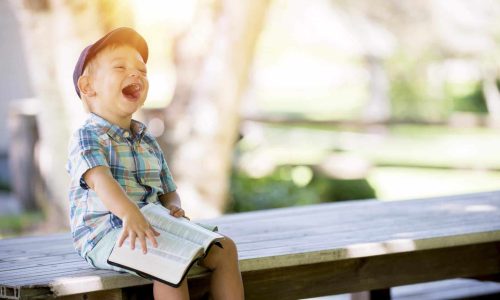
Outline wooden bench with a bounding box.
[1,191,500,300]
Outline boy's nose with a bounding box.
[129,70,140,77]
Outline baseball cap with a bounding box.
[73,27,149,98]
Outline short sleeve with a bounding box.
[67,128,109,189]
[146,136,177,194]
[158,150,177,194]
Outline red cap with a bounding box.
[73,27,148,98]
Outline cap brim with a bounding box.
[85,27,148,69]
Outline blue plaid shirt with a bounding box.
[66,113,176,258]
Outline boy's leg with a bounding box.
[198,237,244,300]
[153,278,189,300]
[86,229,138,275]
[87,229,190,300]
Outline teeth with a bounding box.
[122,83,141,96]
[127,83,140,91]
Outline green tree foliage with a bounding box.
[388,51,451,121]
[227,166,376,212]
[447,82,490,114]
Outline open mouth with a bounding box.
[122,83,142,100]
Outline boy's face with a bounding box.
[83,45,149,123]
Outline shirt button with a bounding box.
[123,131,130,138]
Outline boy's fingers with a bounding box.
[170,206,189,219]
[146,230,158,248]
[139,235,147,254]
[130,233,136,250]
[169,206,184,216]
[118,231,128,247]
[151,226,160,236]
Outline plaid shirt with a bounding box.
[66,113,176,258]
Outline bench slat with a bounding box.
[1,191,500,298]
[210,192,496,224]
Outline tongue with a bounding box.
[122,84,140,99]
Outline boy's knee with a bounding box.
[220,237,238,259]
[200,236,238,270]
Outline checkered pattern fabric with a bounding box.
[66,113,176,258]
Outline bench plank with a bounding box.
[1,191,500,299]
[393,278,500,300]
[228,242,500,300]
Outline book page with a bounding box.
[108,229,203,285]
[141,203,223,250]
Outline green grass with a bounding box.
[237,123,500,203]
[241,123,500,169]
[0,180,11,192]
[368,167,500,201]
[0,212,45,238]
[360,125,500,169]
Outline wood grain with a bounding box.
[1,191,499,299]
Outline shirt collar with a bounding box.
[87,113,147,142]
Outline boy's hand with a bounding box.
[83,166,160,254]
[118,208,160,254]
[159,191,188,219]
[167,204,188,219]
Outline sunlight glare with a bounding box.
[464,204,497,212]
[132,0,198,30]
[291,166,313,187]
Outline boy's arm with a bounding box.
[159,191,187,219]
[83,166,159,254]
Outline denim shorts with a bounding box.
[85,228,137,276]
[85,223,218,277]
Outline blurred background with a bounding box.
[2,0,500,237]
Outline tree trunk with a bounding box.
[7,100,40,211]
[12,0,133,229]
[162,0,271,218]
[363,55,391,123]
[482,69,500,127]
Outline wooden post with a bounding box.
[58,289,124,300]
[7,98,40,211]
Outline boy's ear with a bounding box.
[77,75,96,97]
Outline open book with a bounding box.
[108,203,224,287]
